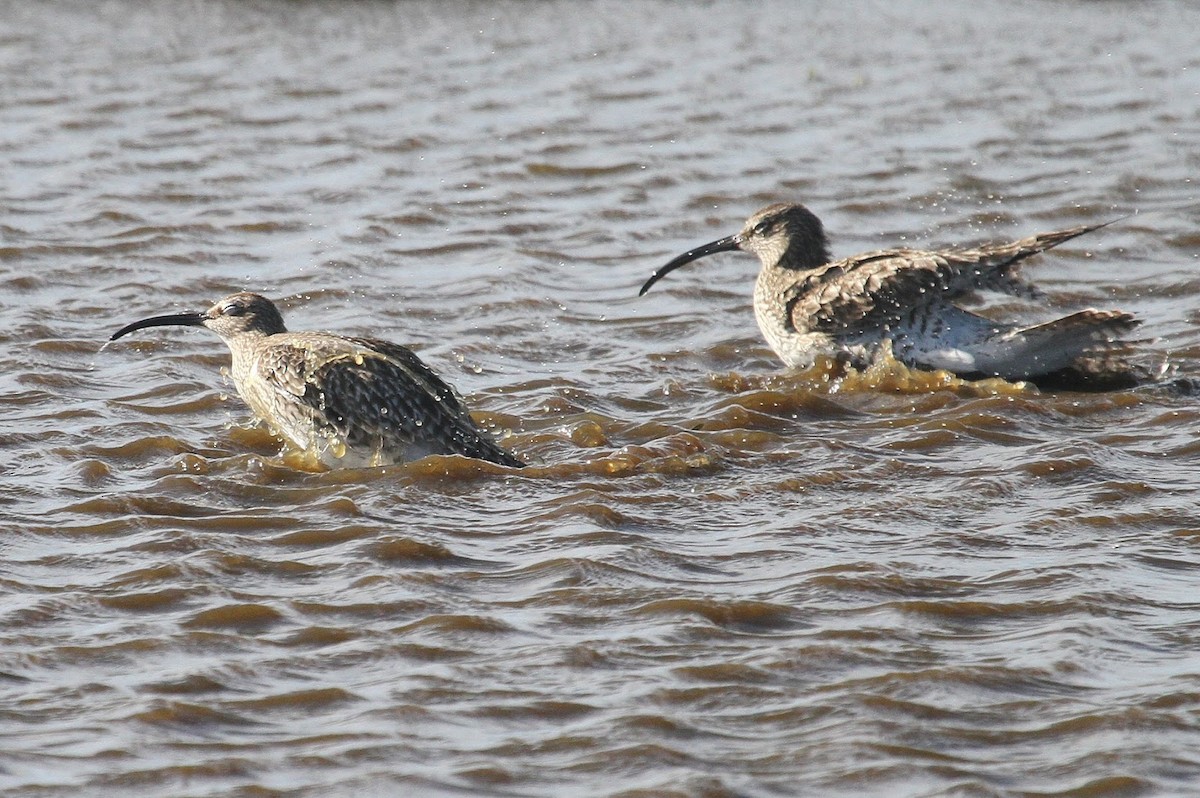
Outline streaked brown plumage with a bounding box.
[640,202,1143,389]
[109,292,523,468]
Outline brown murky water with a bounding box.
[3,1,1200,795]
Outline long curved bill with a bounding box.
[110,311,208,342]
[638,234,742,296]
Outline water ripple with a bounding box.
[2,1,1200,796]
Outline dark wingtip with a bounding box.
[1091,213,1131,234]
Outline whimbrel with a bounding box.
[640,202,1142,389]
[110,292,523,468]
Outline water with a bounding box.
[3,1,1200,795]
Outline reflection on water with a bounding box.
[3,0,1200,795]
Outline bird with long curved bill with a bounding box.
[109,292,524,468]
[640,202,1146,390]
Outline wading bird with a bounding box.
[110,292,523,468]
[640,203,1142,389]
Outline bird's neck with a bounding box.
[773,242,831,272]
[223,332,272,386]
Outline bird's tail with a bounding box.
[995,308,1144,388]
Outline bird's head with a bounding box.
[639,202,830,296]
[109,292,288,343]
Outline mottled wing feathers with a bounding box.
[792,252,957,334]
[252,342,314,400]
[250,335,521,467]
[792,221,1111,335]
[345,336,471,416]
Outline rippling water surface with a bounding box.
[3,1,1200,795]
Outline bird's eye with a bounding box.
[223,303,245,316]
[753,220,773,236]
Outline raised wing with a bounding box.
[789,221,1111,336]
